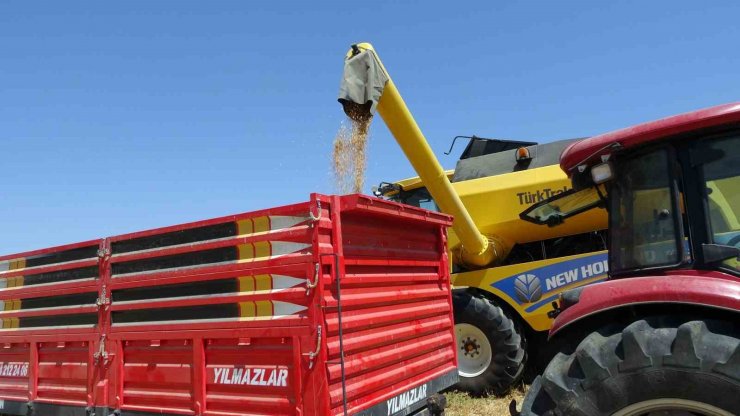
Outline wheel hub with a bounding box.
[454,323,493,378]
[461,336,481,357]
[613,398,735,416]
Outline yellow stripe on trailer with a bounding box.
[238,276,255,293]
[239,301,256,317]
[236,216,309,236]
[236,242,272,261]
[237,217,271,234]
[237,244,256,261]
[252,217,270,233]
[2,259,26,295]
[254,242,271,259]
[237,275,275,318]
[238,301,274,318]
[237,274,274,292]
[235,275,309,319]
[237,242,310,263]
[2,298,9,328]
[2,297,20,329]
[238,301,307,320]
[255,301,273,317]
[254,274,272,291]
[7,258,26,271]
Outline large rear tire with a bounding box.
[520,316,740,415]
[452,290,526,395]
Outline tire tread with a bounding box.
[520,317,740,415]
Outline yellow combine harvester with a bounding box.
[337,43,608,394]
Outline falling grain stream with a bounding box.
[332,115,371,194]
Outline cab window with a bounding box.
[610,148,684,272]
[700,135,740,272]
[398,187,439,212]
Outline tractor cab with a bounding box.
[522,111,740,277]
[374,174,444,212]
[374,135,543,211]
[374,135,538,210]
[519,102,740,416]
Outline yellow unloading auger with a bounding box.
[338,43,503,268]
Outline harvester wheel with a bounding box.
[452,290,526,395]
[520,316,740,416]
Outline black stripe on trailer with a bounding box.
[112,303,238,324]
[23,245,99,268]
[20,292,98,310]
[17,313,98,328]
[111,247,237,276]
[112,279,238,302]
[19,266,99,286]
[111,222,238,254]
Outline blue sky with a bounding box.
[1,1,738,253]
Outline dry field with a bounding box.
[445,384,527,416]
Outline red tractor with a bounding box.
[518,103,740,415]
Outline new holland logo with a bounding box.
[514,273,542,303]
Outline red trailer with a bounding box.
[0,194,458,416]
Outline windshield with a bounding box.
[390,187,439,212]
[610,148,684,272]
[700,134,740,272]
[520,185,605,226]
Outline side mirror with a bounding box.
[702,243,740,263]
